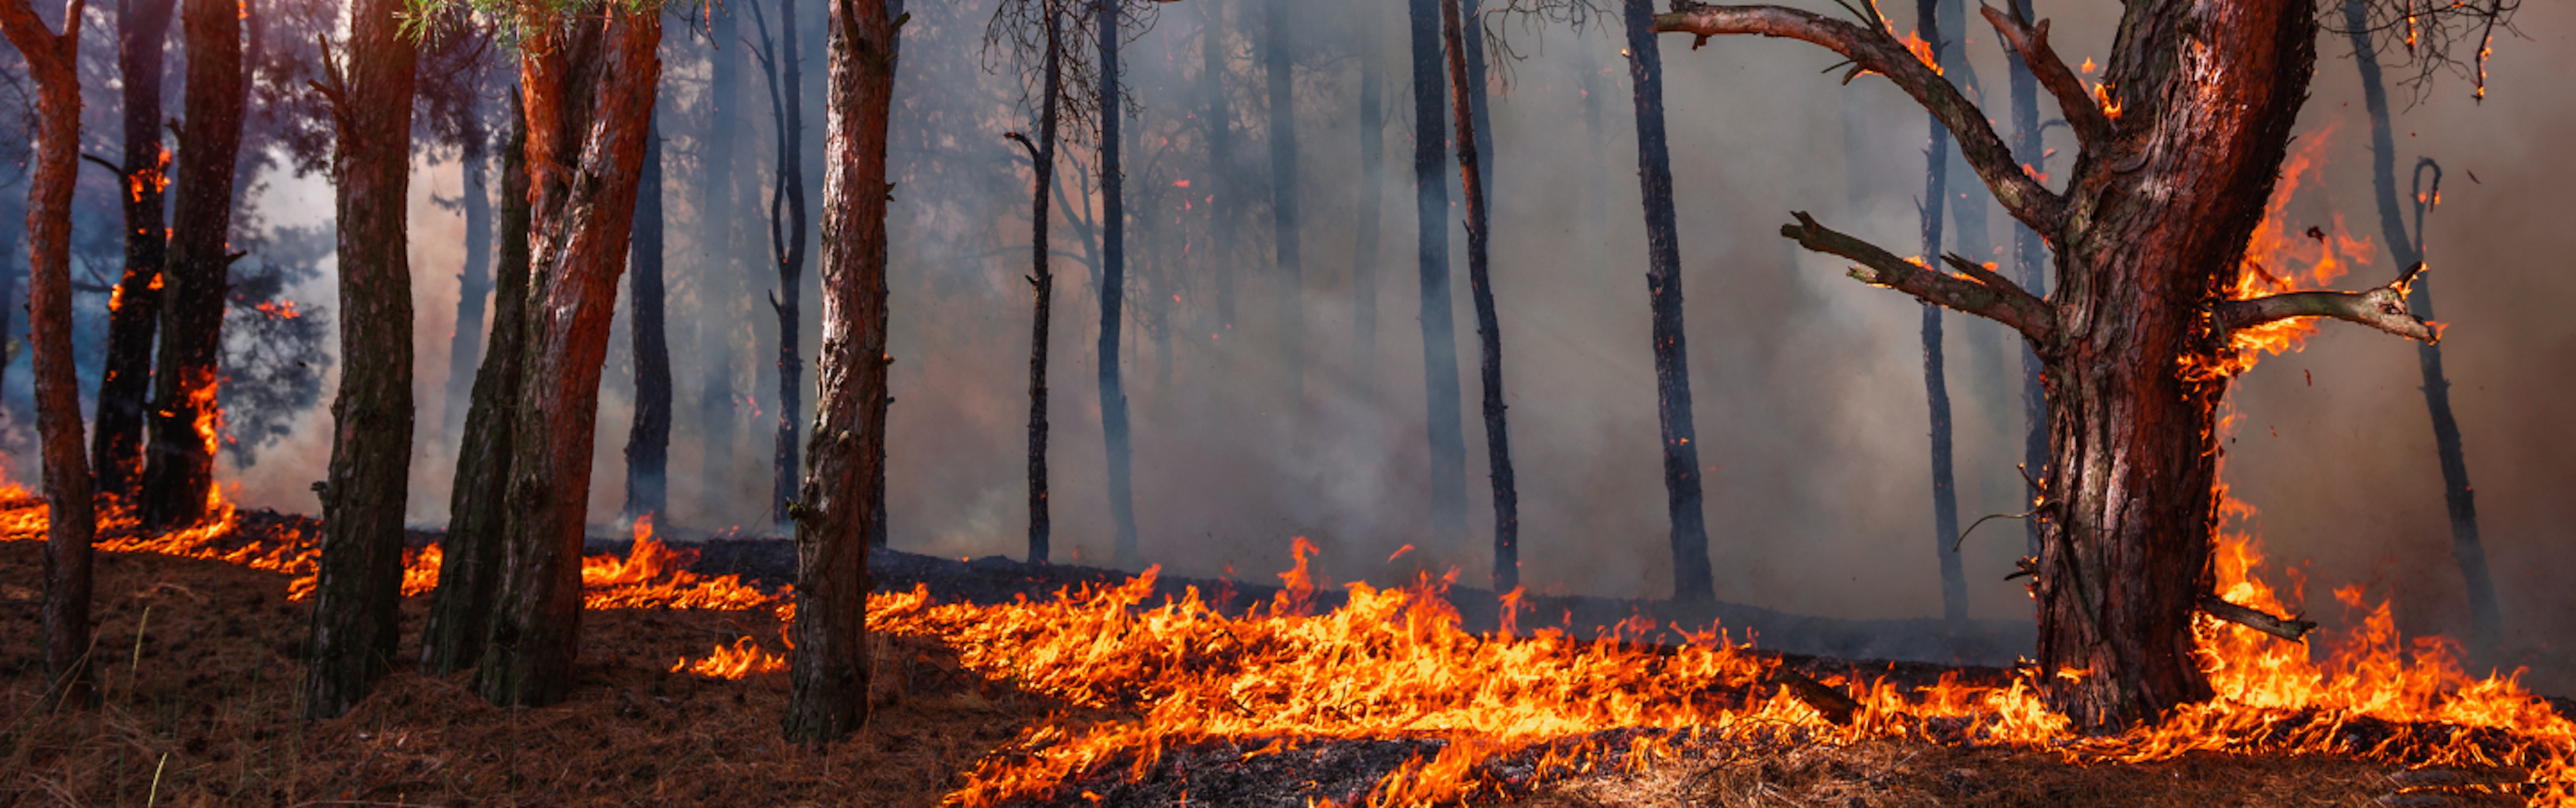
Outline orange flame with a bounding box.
[2188,126,2376,380]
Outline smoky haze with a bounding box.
[15,0,2567,691]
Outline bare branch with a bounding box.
[1780,212,2058,345]
[2198,595,2317,642]
[2216,262,2438,344]
[1654,3,2064,233]
[1977,5,2110,151]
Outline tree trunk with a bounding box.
[624,110,670,520]
[1442,0,1516,593]
[1352,20,1382,380]
[1198,0,1234,330]
[2004,0,2046,561]
[475,6,661,707]
[93,0,176,502]
[139,0,246,531]
[422,89,531,677]
[1912,0,1965,625]
[758,0,806,532]
[1619,0,1713,603]
[1098,0,1138,570]
[1460,0,1492,202]
[784,0,896,746]
[1406,0,1465,546]
[698,0,743,502]
[1261,0,1301,402]
[2,0,97,710]
[1020,1,1062,564]
[305,0,417,720]
[444,97,494,443]
[2339,0,2500,659]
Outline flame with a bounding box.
[127,146,171,203]
[2080,56,2098,74]
[674,636,787,679]
[255,300,302,319]
[2092,80,2123,121]
[2187,126,2376,380]
[1897,30,1943,76]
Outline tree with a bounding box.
[1616,0,1713,603]
[1197,0,1236,330]
[1440,0,1517,592]
[1407,0,1466,547]
[304,0,417,719]
[1909,0,1965,624]
[1,0,97,709]
[784,0,898,748]
[436,47,496,445]
[625,108,672,520]
[475,2,662,707]
[1093,0,1137,570]
[995,0,1065,563]
[751,0,806,531]
[1350,10,1384,378]
[1652,0,2486,730]
[421,88,531,677]
[1260,0,1301,402]
[2003,0,2045,560]
[139,0,248,531]
[91,0,178,502]
[696,0,743,502]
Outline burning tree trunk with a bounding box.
[784,0,898,746]
[139,0,247,532]
[1910,0,1965,625]
[2003,0,2046,560]
[2339,0,2500,658]
[1406,0,1466,546]
[444,93,494,443]
[1261,0,1301,402]
[476,5,661,707]
[625,109,671,520]
[1097,0,1138,570]
[1440,0,1516,593]
[423,89,531,677]
[92,0,176,502]
[305,0,417,720]
[1655,1,2450,731]
[1002,0,1064,564]
[1459,0,1492,200]
[1617,0,1713,603]
[753,0,806,532]
[1,0,97,709]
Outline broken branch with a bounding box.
[2198,595,2318,642]
[1780,212,2059,345]
[2214,262,2438,344]
[1977,5,2112,150]
[1765,665,1862,726]
[1654,3,2064,233]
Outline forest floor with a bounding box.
[0,514,2561,807]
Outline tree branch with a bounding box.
[79,153,126,177]
[1780,212,2058,345]
[1976,5,2111,151]
[1654,3,2064,233]
[2198,595,2317,642]
[2216,262,2438,344]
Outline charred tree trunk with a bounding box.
[305,0,418,720]
[2005,0,2045,560]
[1406,0,1465,546]
[1352,22,1383,378]
[1097,0,1138,569]
[1012,1,1064,564]
[784,0,897,746]
[422,90,531,677]
[2340,0,2500,658]
[93,0,176,502]
[445,97,494,442]
[624,111,670,520]
[475,6,661,707]
[1198,0,1234,330]
[1619,0,1713,603]
[1442,0,1515,593]
[755,0,806,532]
[139,0,246,531]
[2,0,97,710]
[1460,0,1491,201]
[1913,0,1965,624]
[1261,0,1301,401]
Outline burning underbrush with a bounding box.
[2,487,2571,805]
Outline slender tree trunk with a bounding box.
[139,0,246,531]
[625,111,671,519]
[1406,0,1464,546]
[423,89,531,676]
[784,0,896,746]
[1352,23,1382,379]
[1913,0,1965,625]
[699,0,743,502]
[93,0,176,502]
[1619,0,1712,603]
[2006,0,2045,561]
[1441,0,1515,593]
[1460,0,1492,201]
[1098,0,1138,569]
[1199,0,1234,330]
[1021,1,1063,564]
[445,100,494,442]
[2,0,97,710]
[305,0,418,719]
[2339,0,2499,658]
[757,0,806,531]
[1261,0,1301,402]
[475,5,661,707]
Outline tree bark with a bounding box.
[475,5,661,707]
[139,0,246,531]
[2340,0,2500,659]
[624,110,671,520]
[698,0,743,502]
[93,0,176,502]
[423,89,531,677]
[1406,0,1465,546]
[784,0,896,747]
[305,0,417,720]
[1913,0,1966,625]
[1016,0,1063,564]
[444,95,494,443]
[2,0,97,710]
[1261,0,1301,402]
[1460,0,1492,201]
[756,0,806,532]
[1619,0,1713,603]
[1098,0,1138,570]
[1440,0,1515,593]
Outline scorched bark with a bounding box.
[93,0,176,502]
[140,0,246,531]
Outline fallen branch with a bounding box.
[1766,665,1862,725]
[2197,595,2317,642]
